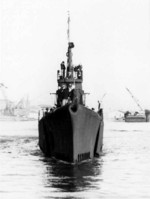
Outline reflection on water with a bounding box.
[0,120,150,198]
[43,158,102,192]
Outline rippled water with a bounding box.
[0,120,150,199]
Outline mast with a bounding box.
[57,13,83,90]
[66,11,74,78]
[67,11,70,43]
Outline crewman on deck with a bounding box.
[68,84,73,103]
[60,61,66,78]
[56,84,69,107]
[61,84,69,106]
[77,65,82,79]
[57,70,60,80]
[74,65,83,79]
[56,85,63,107]
[45,107,49,116]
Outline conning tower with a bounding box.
[57,42,83,90]
[56,13,84,107]
[57,12,83,90]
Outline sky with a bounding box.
[0,0,150,111]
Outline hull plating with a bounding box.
[38,104,103,163]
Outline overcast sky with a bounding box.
[0,0,150,111]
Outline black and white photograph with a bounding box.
[0,0,150,198]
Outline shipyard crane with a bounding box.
[0,83,8,106]
[0,83,13,115]
[125,87,143,111]
[0,83,7,98]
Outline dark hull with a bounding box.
[125,116,146,122]
[38,104,103,163]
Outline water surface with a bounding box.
[0,120,150,198]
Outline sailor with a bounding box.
[68,84,73,103]
[66,66,72,78]
[74,65,82,79]
[77,65,82,79]
[45,107,49,116]
[57,70,61,80]
[56,84,69,107]
[61,84,69,106]
[60,61,66,78]
[74,66,78,78]
[50,107,55,113]
[56,85,64,107]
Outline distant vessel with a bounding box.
[113,110,125,122]
[124,88,150,122]
[38,14,104,163]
